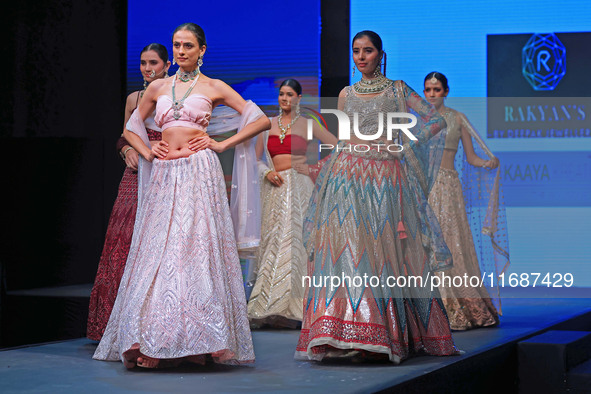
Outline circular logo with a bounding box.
[522,33,566,91]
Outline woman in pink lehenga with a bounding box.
[87,43,169,341]
[424,71,509,330]
[93,23,270,368]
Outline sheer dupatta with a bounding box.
[303,81,452,273]
[255,129,274,186]
[395,80,452,272]
[125,100,266,258]
[455,113,510,312]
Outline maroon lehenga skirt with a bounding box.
[87,130,160,341]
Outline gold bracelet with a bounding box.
[122,146,134,159]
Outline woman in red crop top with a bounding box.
[87,43,169,342]
[247,79,337,328]
[93,23,270,369]
[424,71,509,330]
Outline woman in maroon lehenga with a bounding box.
[87,44,170,341]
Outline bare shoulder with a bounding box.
[206,77,233,92]
[199,76,235,99]
[126,91,140,105]
[150,77,170,92]
[268,116,278,131]
[138,77,170,100]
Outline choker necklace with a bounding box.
[353,70,393,94]
[171,73,200,120]
[278,107,300,144]
[176,68,199,82]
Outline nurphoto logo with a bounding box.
[307,109,418,152]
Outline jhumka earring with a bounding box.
[352,66,356,77]
[172,58,176,66]
[143,78,147,89]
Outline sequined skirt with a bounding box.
[93,150,254,364]
[247,169,313,326]
[295,149,457,363]
[428,167,499,330]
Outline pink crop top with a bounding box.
[155,94,212,132]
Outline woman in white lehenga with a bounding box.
[93,22,270,368]
[247,79,337,328]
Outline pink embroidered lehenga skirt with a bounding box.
[93,149,254,364]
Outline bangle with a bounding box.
[263,169,272,180]
[121,146,134,159]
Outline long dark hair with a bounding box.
[352,30,386,75]
[279,78,302,95]
[141,43,168,63]
[173,23,207,47]
[352,30,382,52]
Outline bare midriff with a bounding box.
[161,127,209,160]
[440,148,458,170]
[273,154,307,172]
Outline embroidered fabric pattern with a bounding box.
[93,151,254,364]
[296,82,457,363]
[87,129,161,341]
[429,168,499,330]
[247,168,314,326]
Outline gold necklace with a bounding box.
[277,108,300,144]
[353,70,393,94]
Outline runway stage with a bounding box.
[1,290,590,393]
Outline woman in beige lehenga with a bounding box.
[247,79,336,328]
[424,71,509,330]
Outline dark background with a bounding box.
[1,0,127,291]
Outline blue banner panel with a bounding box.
[127,1,320,103]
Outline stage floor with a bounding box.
[1,296,590,393]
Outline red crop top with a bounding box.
[267,134,308,157]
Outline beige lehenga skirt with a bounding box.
[428,167,499,330]
[247,169,314,327]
